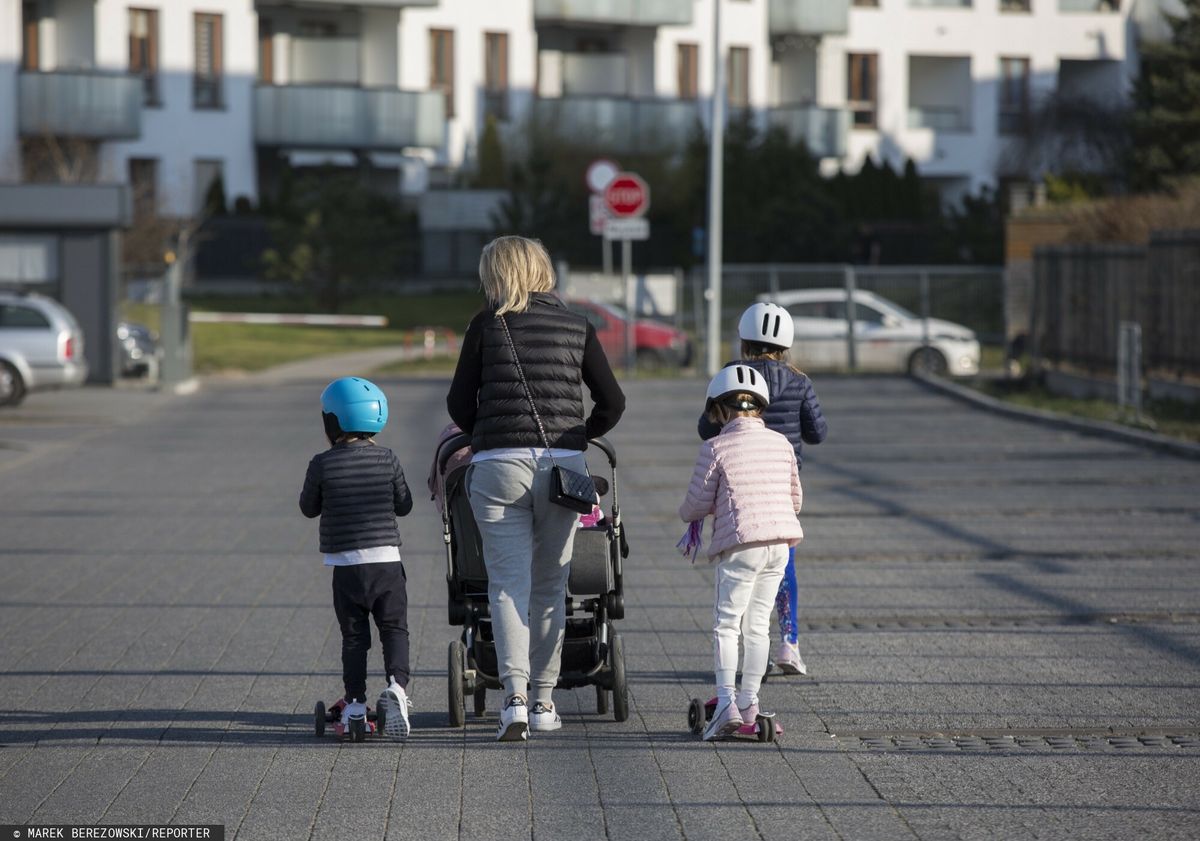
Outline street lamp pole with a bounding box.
[705,0,725,377]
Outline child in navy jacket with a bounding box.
[698,303,827,674]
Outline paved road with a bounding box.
[1,372,1198,840]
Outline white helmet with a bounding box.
[738,302,794,349]
[705,364,770,408]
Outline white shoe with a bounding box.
[529,701,562,732]
[340,699,368,727]
[702,697,743,741]
[497,695,528,742]
[378,681,411,741]
[775,640,808,676]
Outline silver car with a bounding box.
[762,288,980,377]
[0,292,88,406]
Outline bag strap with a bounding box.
[497,315,557,462]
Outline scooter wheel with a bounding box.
[314,702,326,738]
[687,698,705,735]
[349,718,366,743]
[756,716,771,743]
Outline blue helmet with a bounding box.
[320,377,388,435]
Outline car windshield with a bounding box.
[595,301,629,322]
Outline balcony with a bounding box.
[907,105,971,131]
[769,0,850,35]
[767,105,850,159]
[18,72,142,140]
[909,0,972,7]
[531,96,701,154]
[254,85,445,150]
[533,0,693,27]
[1059,0,1120,10]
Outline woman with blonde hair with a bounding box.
[446,236,625,741]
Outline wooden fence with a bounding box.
[1031,230,1200,379]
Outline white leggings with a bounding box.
[712,542,790,708]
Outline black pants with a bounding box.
[332,563,409,702]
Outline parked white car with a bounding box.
[761,288,980,376]
[0,292,88,406]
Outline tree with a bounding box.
[1130,0,1200,190]
[262,169,413,312]
[474,116,507,189]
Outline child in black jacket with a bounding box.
[300,377,413,740]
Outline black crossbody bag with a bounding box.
[498,314,597,515]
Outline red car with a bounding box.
[564,299,692,369]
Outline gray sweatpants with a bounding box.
[467,454,586,704]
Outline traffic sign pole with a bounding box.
[706,0,725,378]
[622,238,634,375]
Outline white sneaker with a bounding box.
[378,681,411,741]
[775,640,808,676]
[497,695,529,742]
[529,702,562,732]
[702,697,743,741]
[340,699,368,727]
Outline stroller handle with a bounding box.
[436,433,618,472]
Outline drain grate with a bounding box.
[846,730,1200,753]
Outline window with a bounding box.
[567,303,609,331]
[855,305,886,325]
[1000,0,1031,10]
[728,46,750,108]
[998,57,1030,133]
[847,53,878,128]
[128,8,159,105]
[194,159,224,215]
[258,18,273,84]
[129,158,158,219]
[22,2,38,71]
[430,29,455,118]
[789,300,846,320]
[194,13,223,108]
[677,43,699,100]
[484,32,508,120]
[0,305,51,330]
[853,0,880,6]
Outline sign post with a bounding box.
[586,159,620,276]
[602,171,651,374]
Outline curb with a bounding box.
[912,372,1200,461]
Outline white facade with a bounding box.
[0,0,1152,214]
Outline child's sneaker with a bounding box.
[340,698,368,727]
[774,640,807,675]
[529,701,562,732]
[378,680,411,741]
[702,697,743,741]
[497,694,528,742]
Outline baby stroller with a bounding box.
[435,433,629,726]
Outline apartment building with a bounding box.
[0,0,1162,216]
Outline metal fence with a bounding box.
[681,263,1005,359]
[1031,231,1200,379]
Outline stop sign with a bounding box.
[604,172,650,218]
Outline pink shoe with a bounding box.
[702,697,743,741]
[775,640,807,675]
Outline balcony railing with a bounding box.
[907,105,971,131]
[254,85,445,150]
[531,95,701,154]
[533,0,693,27]
[1058,0,1120,11]
[769,0,850,35]
[18,71,142,140]
[909,0,972,7]
[767,105,850,158]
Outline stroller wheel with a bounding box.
[448,641,466,728]
[474,686,488,718]
[314,701,326,738]
[610,633,629,722]
[595,685,609,715]
[687,698,705,735]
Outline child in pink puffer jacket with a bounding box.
[679,364,804,741]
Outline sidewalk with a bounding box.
[1,374,1197,839]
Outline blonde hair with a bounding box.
[479,236,556,315]
[706,392,765,426]
[741,340,806,377]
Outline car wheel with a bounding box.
[636,348,669,373]
[908,347,948,377]
[0,362,25,408]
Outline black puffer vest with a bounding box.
[471,294,589,452]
